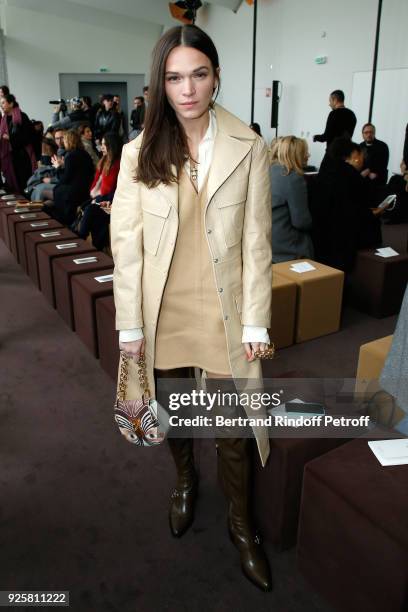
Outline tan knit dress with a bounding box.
[154,169,231,375]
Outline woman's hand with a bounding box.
[244,342,268,362]
[119,338,145,361]
[2,133,9,140]
[100,201,112,214]
[371,207,385,217]
[51,154,64,168]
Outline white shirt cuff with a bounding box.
[241,325,270,344]
[119,328,144,342]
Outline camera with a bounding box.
[49,98,67,113]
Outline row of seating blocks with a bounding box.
[0,200,118,372]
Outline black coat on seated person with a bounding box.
[311,158,382,272]
[51,148,95,226]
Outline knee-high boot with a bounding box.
[215,436,272,592]
[155,367,199,538]
[167,437,198,537]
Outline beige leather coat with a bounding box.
[111,104,272,466]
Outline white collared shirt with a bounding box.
[184,108,217,191]
[119,109,269,346]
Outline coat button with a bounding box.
[207,229,212,234]
[213,258,218,263]
[224,315,229,320]
[219,287,223,293]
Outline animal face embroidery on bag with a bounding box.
[114,398,163,445]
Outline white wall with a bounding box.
[1,2,162,126]
[198,0,408,169]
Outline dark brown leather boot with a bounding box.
[167,437,198,537]
[216,436,272,592]
[155,367,198,538]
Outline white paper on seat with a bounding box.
[375,247,399,258]
[290,261,316,273]
[368,439,408,466]
[94,274,113,283]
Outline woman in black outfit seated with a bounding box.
[311,137,385,272]
[44,128,94,226]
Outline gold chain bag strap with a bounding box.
[114,351,168,446]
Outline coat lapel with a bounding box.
[206,104,255,205]
[207,131,251,204]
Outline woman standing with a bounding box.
[270,136,314,262]
[111,26,273,591]
[0,94,37,192]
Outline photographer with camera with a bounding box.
[49,97,88,130]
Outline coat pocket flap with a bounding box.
[142,199,171,218]
[216,198,245,209]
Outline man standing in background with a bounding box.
[314,90,357,148]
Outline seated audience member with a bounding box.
[94,94,121,143]
[28,130,66,200]
[43,128,94,226]
[360,123,389,184]
[40,137,58,167]
[76,132,122,249]
[270,135,314,262]
[89,132,121,199]
[79,123,99,167]
[26,138,59,198]
[385,159,408,223]
[31,120,44,161]
[312,138,385,272]
[0,94,37,193]
[129,96,145,140]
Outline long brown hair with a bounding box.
[136,25,219,188]
[97,132,123,175]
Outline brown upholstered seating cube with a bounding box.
[351,249,408,317]
[17,219,63,272]
[297,437,408,612]
[26,229,77,287]
[355,336,405,428]
[253,436,347,551]
[71,269,114,357]
[273,260,344,342]
[53,252,113,329]
[7,211,50,257]
[269,273,297,349]
[37,239,97,306]
[95,295,119,380]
